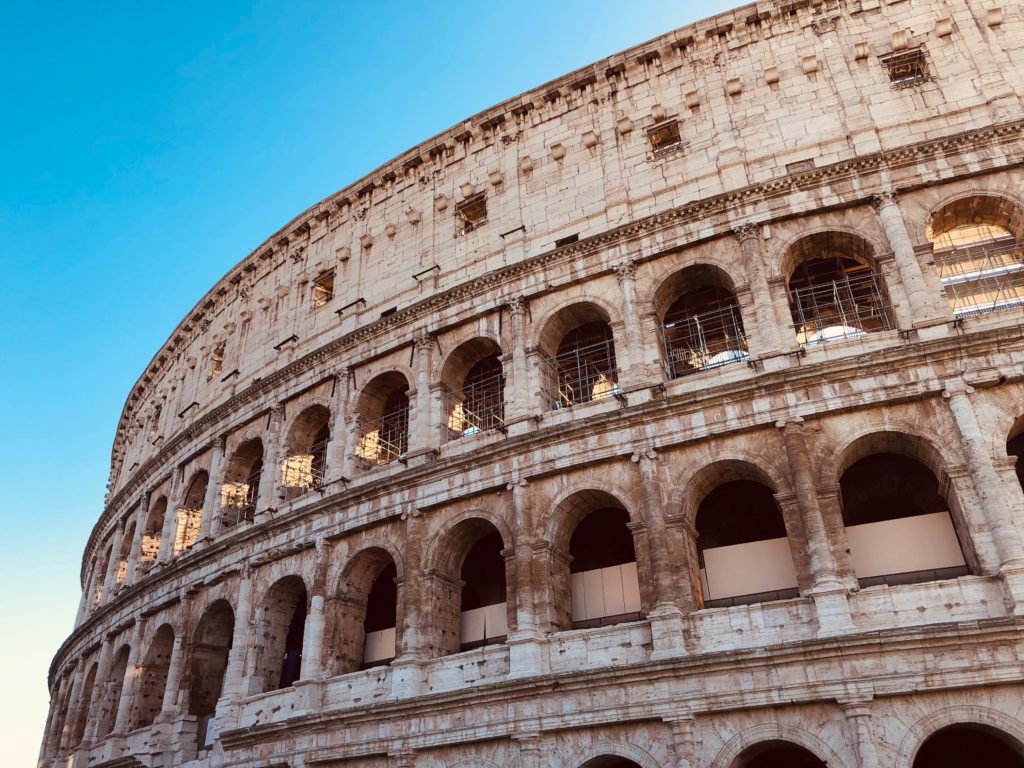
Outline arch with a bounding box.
[174,470,208,554]
[1007,415,1024,491]
[139,496,167,570]
[354,371,410,466]
[439,336,507,439]
[281,404,331,500]
[927,194,1024,317]
[694,465,798,608]
[563,739,664,768]
[653,264,749,378]
[897,706,1024,768]
[547,488,644,631]
[835,432,971,587]
[711,724,849,768]
[330,545,401,675]
[251,575,308,692]
[131,623,174,729]
[186,599,233,719]
[96,644,131,737]
[221,438,263,528]
[536,300,620,410]
[913,723,1024,768]
[534,297,620,355]
[677,458,781,526]
[783,230,894,346]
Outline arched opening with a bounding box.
[696,479,798,608]
[785,232,893,347]
[657,265,748,378]
[220,439,263,528]
[580,758,643,768]
[566,502,641,629]
[252,576,308,692]
[731,741,827,768]
[131,624,174,729]
[927,195,1024,318]
[96,644,130,737]
[139,497,167,571]
[187,600,233,750]
[841,452,968,586]
[329,548,400,675]
[914,723,1024,768]
[174,471,207,555]
[281,405,331,501]
[115,520,135,586]
[441,338,506,439]
[459,530,508,651]
[540,303,618,409]
[355,372,410,466]
[67,661,98,747]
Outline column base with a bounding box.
[507,628,549,678]
[649,604,688,659]
[389,654,426,698]
[809,583,854,638]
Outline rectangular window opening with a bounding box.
[647,120,683,156]
[881,48,930,89]
[311,271,335,309]
[456,193,488,235]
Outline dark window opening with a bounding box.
[738,741,828,768]
[789,255,893,346]
[311,271,335,309]
[459,532,507,650]
[446,354,505,438]
[662,285,748,378]
[913,724,1024,768]
[881,48,930,89]
[278,598,307,688]
[648,120,683,155]
[569,507,641,628]
[547,321,618,409]
[456,193,488,234]
[362,562,398,668]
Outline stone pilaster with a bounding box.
[734,224,787,356]
[198,434,226,542]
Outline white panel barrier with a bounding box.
[362,627,396,664]
[570,562,642,622]
[702,537,798,601]
[845,511,965,579]
[460,601,508,644]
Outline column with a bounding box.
[412,333,434,453]
[256,404,285,514]
[125,493,148,585]
[57,660,85,754]
[666,715,697,768]
[156,472,181,563]
[734,224,787,355]
[218,571,254,705]
[506,298,531,422]
[872,191,945,327]
[328,373,351,484]
[507,479,548,678]
[342,368,359,479]
[391,512,427,697]
[615,261,648,380]
[198,435,226,541]
[842,701,880,768]
[101,525,125,603]
[515,733,542,768]
[157,635,186,722]
[634,450,690,656]
[777,418,853,635]
[113,621,145,733]
[944,381,1024,599]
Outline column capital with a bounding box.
[413,331,434,352]
[507,296,529,318]
[941,378,975,399]
[775,415,806,430]
[732,222,762,243]
[870,189,899,212]
[614,260,637,283]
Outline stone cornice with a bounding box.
[96,118,1024,571]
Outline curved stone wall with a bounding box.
[42,2,1024,767]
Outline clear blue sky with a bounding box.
[0,1,736,762]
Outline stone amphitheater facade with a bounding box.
[40,1,1024,767]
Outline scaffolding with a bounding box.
[934,234,1024,318]
[444,369,505,440]
[542,336,618,410]
[790,259,893,346]
[356,406,410,466]
[173,507,203,554]
[662,303,748,379]
[220,459,261,529]
[280,435,329,501]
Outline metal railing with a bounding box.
[443,373,505,440]
[935,237,1024,319]
[791,270,893,347]
[662,303,748,379]
[173,506,203,554]
[280,438,328,501]
[541,337,619,410]
[219,482,257,529]
[356,407,410,466]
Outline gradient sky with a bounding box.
[0,1,738,762]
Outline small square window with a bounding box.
[456,193,487,235]
[311,271,335,309]
[881,48,930,89]
[647,120,683,156]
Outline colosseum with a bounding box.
[39,1,1024,767]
